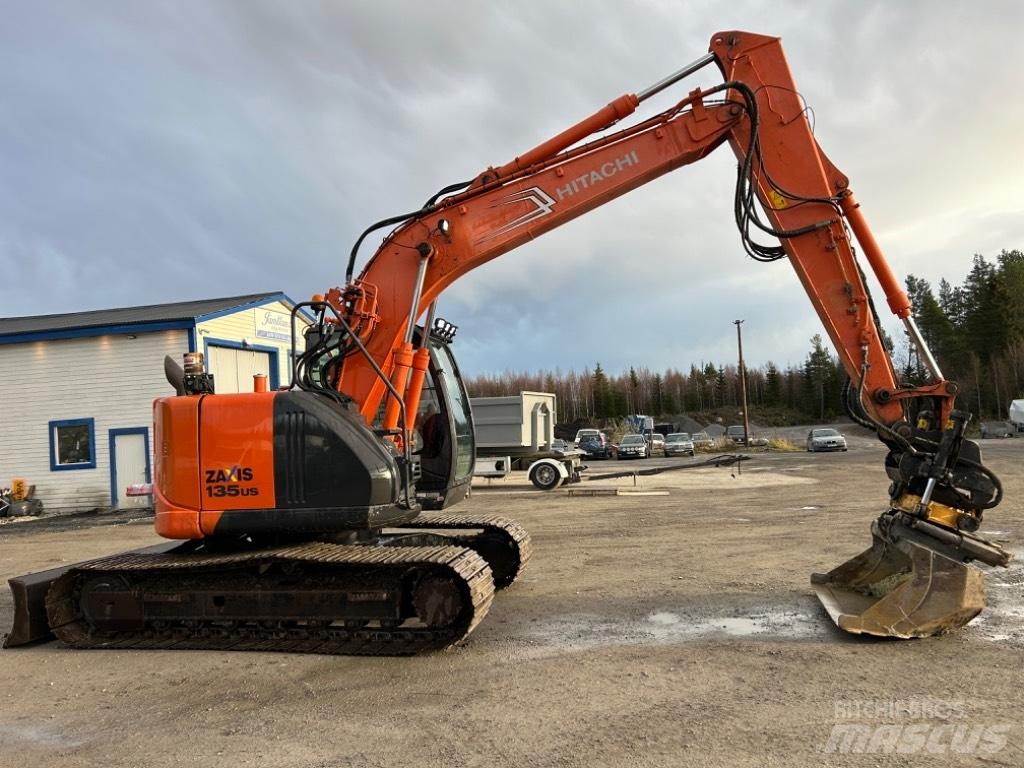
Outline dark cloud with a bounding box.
[1,1,1021,376]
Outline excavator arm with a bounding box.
[309,30,1009,638]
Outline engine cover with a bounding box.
[154,390,415,539]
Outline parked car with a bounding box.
[615,434,648,459]
[726,425,748,445]
[980,421,1015,439]
[649,433,666,457]
[550,438,570,453]
[664,432,695,457]
[578,435,611,459]
[726,425,767,447]
[691,431,713,449]
[574,428,602,447]
[806,427,848,452]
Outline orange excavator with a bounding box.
[5,30,1010,653]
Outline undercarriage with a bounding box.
[8,514,530,656]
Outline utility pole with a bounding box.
[735,320,750,447]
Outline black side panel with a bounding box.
[209,504,415,536]
[272,391,398,512]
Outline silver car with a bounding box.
[664,432,695,457]
[806,428,848,452]
[616,434,648,459]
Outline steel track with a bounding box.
[395,513,532,588]
[46,542,494,656]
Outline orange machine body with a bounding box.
[153,386,415,541]
[154,393,276,539]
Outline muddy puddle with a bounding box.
[513,556,1024,654]
[645,608,824,640]
[512,599,832,655]
[0,722,84,749]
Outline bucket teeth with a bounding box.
[812,527,986,639]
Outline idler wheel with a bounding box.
[469,533,519,589]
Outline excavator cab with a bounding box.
[411,329,476,510]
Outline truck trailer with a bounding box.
[470,391,583,490]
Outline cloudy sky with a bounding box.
[2,1,1022,376]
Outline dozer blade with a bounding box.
[3,542,182,648]
[4,563,75,648]
[811,525,986,639]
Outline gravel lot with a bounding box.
[1,435,1022,767]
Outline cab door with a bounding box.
[412,335,475,509]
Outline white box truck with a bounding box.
[470,391,583,490]
[1010,399,1024,433]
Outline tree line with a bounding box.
[905,249,1024,420]
[465,250,1024,425]
[465,333,847,425]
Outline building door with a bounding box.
[109,428,151,509]
[207,344,273,393]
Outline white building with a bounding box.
[0,292,309,513]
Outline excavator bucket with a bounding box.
[811,525,985,639]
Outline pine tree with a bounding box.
[938,278,966,328]
[592,363,611,419]
[651,373,666,415]
[963,255,1000,360]
[905,275,955,380]
[628,367,640,413]
[995,250,1024,350]
[703,362,718,408]
[804,334,835,420]
[764,361,782,407]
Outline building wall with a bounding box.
[196,299,306,390]
[0,330,189,513]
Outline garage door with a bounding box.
[207,345,273,394]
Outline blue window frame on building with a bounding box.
[48,418,97,471]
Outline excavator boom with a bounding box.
[335,34,928,438]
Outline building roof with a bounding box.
[0,292,293,344]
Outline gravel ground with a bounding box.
[1,437,1022,767]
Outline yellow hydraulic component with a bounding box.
[892,493,973,531]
